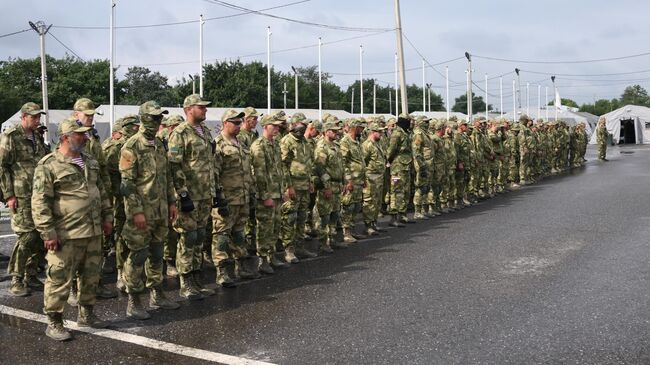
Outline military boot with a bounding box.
[216,261,237,288]
[24,274,44,291]
[413,206,427,220]
[319,238,334,254]
[342,228,357,243]
[101,258,114,274]
[192,270,215,296]
[45,313,71,341]
[9,276,31,297]
[179,273,203,301]
[270,255,290,268]
[67,284,78,306]
[77,305,109,328]
[258,256,274,275]
[463,197,472,206]
[284,247,299,264]
[427,205,442,217]
[440,204,451,214]
[351,229,368,240]
[372,221,387,232]
[96,280,118,299]
[149,287,180,310]
[365,223,379,236]
[295,245,318,259]
[236,258,261,280]
[400,214,415,224]
[165,260,179,277]
[126,293,151,320]
[202,251,214,267]
[329,235,348,249]
[116,270,126,294]
[389,214,405,228]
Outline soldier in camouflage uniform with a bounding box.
[487,121,503,195]
[339,118,367,243]
[362,121,388,234]
[596,117,609,161]
[454,120,472,206]
[304,119,322,239]
[119,101,180,320]
[506,123,521,188]
[102,114,140,292]
[280,112,318,258]
[156,115,182,278]
[518,116,534,185]
[440,122,457,212]
[313,121,346,251]
[238,107,260,255]
[427,120,445,216]
[411,116,432,220]
[250,115,290,274]
[386,114,414,226]
[32,118,113,340]
[168,94,216,300]
[0,102,49,296]
[69,98,116,300]
[212,109,257,287]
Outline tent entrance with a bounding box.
[620,118,636,144]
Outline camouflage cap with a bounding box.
[346,118,363,128]
[20,102,46,116]
[139,101,169,116]
[183,94,211,108]
[510,123,521,131]
[291,112,307,124]
[415,115,432,122]
[243,106,260,118]
[386,117,397,126]
[308,119,323,132]
[449,115,458,122]
[448,121,458,129]
[435,120,446,130]
[73,98,97,115]
[59,118,91,135]
[518,114,530,123]
[221,109,245,122]
[260,114,284,126]
[163,114,184,127]
[323,121,342,131]
[112,118,126,133]
[398,112,414,120]
[458,119,468,125]
[121,114,140,126]
[272,110,287,121]
[366,122,386,132]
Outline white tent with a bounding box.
[588,105,649,145]
[502,108,593,136]
[412,111,467,120]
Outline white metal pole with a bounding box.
[266,26,271,114]
[351,87,355,114]
[422,58,426,113]
[199,14,204,97]
[537,84,541,120]
[466,53,473,120]
[445,66,450,120]
[427,86,431,112]
[465,70,470,122]
[512,79,516,121]
[526,82,530,116]
[545,86,549,121]
[394,0,408,113]
[373,82,376,114]
[294,68,298,110]
[283,82,287,110]
[30,21,52,143]
[394,53,399,116]
[318,37,322,121]
[500,77,503,118]
[485,74,488,120]
[389,86,392,115]
[109,1,115,133]
[359,45,364,116]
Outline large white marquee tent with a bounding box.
[588,105,650,145]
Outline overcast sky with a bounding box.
[2,0,649,110]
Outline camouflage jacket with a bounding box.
[442,134,457,172]
[237,128,258,150]
[362,137,387,179]
[102,136,127,198]
[85,131,112,198]
[431,134,446,171]
[411,127,431,172]
[32,150,112,240]
[250,137,286,201]
[454,132,472,167]
[167,121,216,201]
[280,133,313,191]
[313,138,344,192]
[0,125,49,200]
[339,134,366,186]
[119,132,175,221]
[214,131,252,206]
[156,128,171,151]
[386,126,412,171]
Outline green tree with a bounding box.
[452,94,491,113]
[547,98,579,108]
[579,98,620,116]
[619,85,650,106]
[117,66,175,106]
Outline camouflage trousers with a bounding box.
[245,194,257,252]
[598,143,607,160]
[439,168,456,204]
[316,185,341,240]
[174,199,211,275]
[255,199,281,258]
[455,169,469,200]
[122,218,167,294]
[388,165,411,215]
[163,227,179,262]
[113,199,128,271]
[341,184,363,229]
[280,189,310,249]
[8,197,41,278]
[519,154,532,182]
[43,236,102,314]
[363,174,385,225]
[508,156,520,183]
[428,166,444,207]
[497,159,508,186]
[212,204,249,265]
[412,165,433,207]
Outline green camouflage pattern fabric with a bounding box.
[362,136,387,225]
[339,133,366,228]
[386,125,412,214]
[313,137,343,240]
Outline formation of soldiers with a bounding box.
[0,96,591,341]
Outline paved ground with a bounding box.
[1,144,650,364]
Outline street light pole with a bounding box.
[373,81,377,114]
[29,20,52,142]
[445,66,450,120]
[318,37,322,121]
[291,66,299,110]
[465,52,473,122]
[266,26,271,114]
[422,58,426,113]
[515,68,522,114]
[351,87,355,114]
[359,45,364,116]
[500,77,503,118]
[393,0,408,113]
[283,82,287,110]
[199,14,204,97]
[394,53,399,115]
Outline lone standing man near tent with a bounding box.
[596,117,609,161]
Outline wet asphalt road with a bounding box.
[1,144,650,364]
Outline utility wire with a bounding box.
[520,68,650,77]
[473,51,650,64]
[204,0,392,32]
[48,31,83,60]
[0,28,31,38]
[53,0,313,30]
